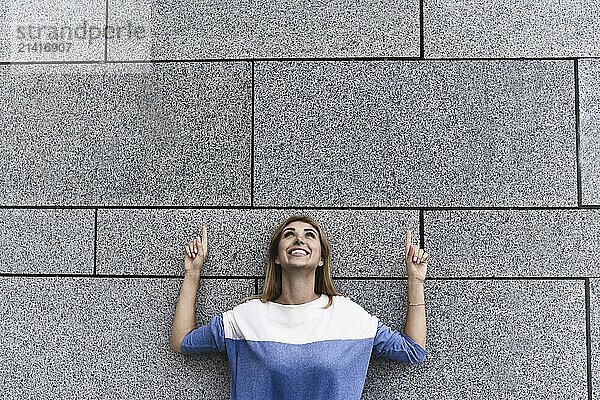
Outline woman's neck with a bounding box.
[274,270,320,305]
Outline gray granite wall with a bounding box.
[1,1,599,399]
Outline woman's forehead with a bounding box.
[283,221,318,232]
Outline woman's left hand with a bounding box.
[405,230,428,282]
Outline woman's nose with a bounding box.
[294,237,304,244]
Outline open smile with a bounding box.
[288,248,310,257]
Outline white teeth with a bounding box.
[291,249,308,256]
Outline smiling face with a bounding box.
[275,220,324,271]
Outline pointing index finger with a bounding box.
[405,230,412,257]
[202,225,208,253]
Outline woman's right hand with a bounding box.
[184,225,207,275]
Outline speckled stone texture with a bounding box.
[97,208,289,277]
[336,279,587,400]
[0,1,596,398]
[97,208,419,277]
[0,209,95,274]
[579,59,600,205]
[107,0,420,60]
[0,0,105,62]
[424,209,600,277]
[0,62,251,206]
[254,60,576,208]
[0,277,253,399]
[425,0,600,58]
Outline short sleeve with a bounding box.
[180,314,226,354]
[372,321,427,364]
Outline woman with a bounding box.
[170,215,429,400]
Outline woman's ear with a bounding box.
[275,258,280,265]
[318,259,324,266]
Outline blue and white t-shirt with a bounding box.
[181,293,427,400]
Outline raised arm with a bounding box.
[403,230,428,349]
[169,225,208,353]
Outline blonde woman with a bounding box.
[170,215,428,400]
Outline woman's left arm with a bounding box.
[404,230,428,349]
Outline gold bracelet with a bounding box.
[408,302,425,306]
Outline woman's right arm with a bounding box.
[169,225,208,353]
[170,270,201,353]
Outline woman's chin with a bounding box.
[281,262,318,271]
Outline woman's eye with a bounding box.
[284,231,293,237]
[307,232,315,238]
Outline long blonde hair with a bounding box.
[242,215,341,308]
